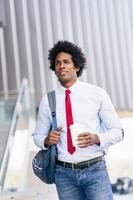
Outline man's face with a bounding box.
[55,52,79,86]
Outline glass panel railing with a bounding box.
[0,100,16,160]
[0,100,16,187]
[0,78,35,191]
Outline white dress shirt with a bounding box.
[33,79,123,163]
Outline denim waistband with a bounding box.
[56,156,104,170]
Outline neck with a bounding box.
[61,78,77,89]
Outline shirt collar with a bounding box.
[58,79,80,93]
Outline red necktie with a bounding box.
[65,89,75,154]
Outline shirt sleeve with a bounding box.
[97,89,124,148]
[32,95,52,150]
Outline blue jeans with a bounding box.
[55,160,113,200]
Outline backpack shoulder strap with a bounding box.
[47,90,57,130]
[47,90,56,113]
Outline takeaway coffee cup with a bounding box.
[70,123,88,147]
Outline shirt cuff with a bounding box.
[97,128,123,148]
[32,133,48,150]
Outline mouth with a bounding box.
[59,71,68,76]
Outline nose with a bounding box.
[59,62,65,69]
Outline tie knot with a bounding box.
[65,89,71,96]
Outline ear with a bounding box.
[75,67,80,72]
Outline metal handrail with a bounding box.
[0,78,30,189]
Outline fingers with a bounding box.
[77,132,90,139]
[49,125,63,145]
[57,125,63,133]
[49,133,60,144]
[76,132,94,148]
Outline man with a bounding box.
[33,41,123,200]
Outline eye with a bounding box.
[55,61,59,66]
[64,60,70,64]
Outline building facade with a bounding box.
[0,0,133,110]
